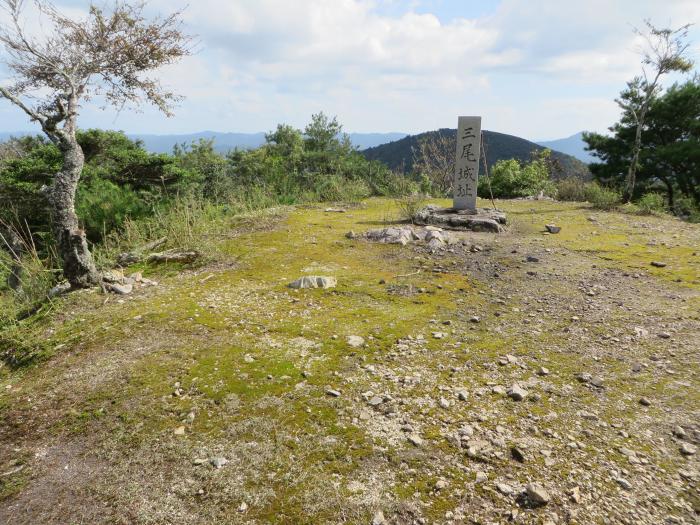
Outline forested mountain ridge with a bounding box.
[362,129,591,179]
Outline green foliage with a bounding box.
[634,192,668,215]
[585,184,621,210]
[555,177,589,202]
[395,194,426,223]
[1,114,418,323]
[584,78,700,218]
[480,150,556,198]
[76,178,152,242]
[555,178,622,210]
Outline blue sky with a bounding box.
[1,0,699,140]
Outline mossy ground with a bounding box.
[0,198,698,524]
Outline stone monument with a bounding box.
[413,115,507,233]
[453,116,481,212]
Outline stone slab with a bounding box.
[413,205,506,233]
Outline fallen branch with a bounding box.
[394,269,422,278]
[147,251,200,264]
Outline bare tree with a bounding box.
[411,132,455,196]
[0,0,191,288]
[621,20,693,202]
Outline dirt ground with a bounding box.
[1,198,698,524]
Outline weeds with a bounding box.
[395,194,427,223]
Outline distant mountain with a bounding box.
[536,132,595,164]
[0,130,407,153]
[362,129,591,179]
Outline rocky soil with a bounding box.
[0,198,698,524]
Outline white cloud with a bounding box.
[1,0,699,138]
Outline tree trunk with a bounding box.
[662,178,675,210]
[0,225,23,291]
[48,135,99,288]
[624,108,647,203]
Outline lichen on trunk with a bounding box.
[48,136,99,289]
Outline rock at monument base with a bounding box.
[288,276,337,289]
[413,205,506,233]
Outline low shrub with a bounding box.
[585,183,621,210]
[556,177,588,202]
[634,192,668,215]
[395,194,427,223]
[555,178,621,210]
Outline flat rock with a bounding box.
[288,275,337,289]
[210,457,228,468]
[413,205,506,233]
[680,443,697,456]
[507,384,528,401]
[525,483,550,505]
[106,282,133,295]
[346,335,365,348]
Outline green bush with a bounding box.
[76,178,154,242]
[395,194,426,223]
[634,192,667,215]
[672,196,700,222]
[480,151,555,198]
[556,177,589,201]
[585,183,621,210]
[555,178,622,210]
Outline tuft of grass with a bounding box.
[394,194,427,223]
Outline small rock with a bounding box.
[173,426,186,435]
[575,372,592,383]
[326,389,341,397]
[492,385,507,396]
[511,446,527,463]
[372,510,386,525]
[346,335,365,348]
[475,471,488,483]
[525,483,550,505]
[616,477,632,490]
[470,316,481,323]
[590,376,604,388]
[650,261,667,268]
[537,367,550,376]
[526,255,540,263]
[639,397,652,406]
[238,501,248,512]
[507,384,528,401]
[497,483,514,495]
[658,332,672,339]
[210,457,228,469]
[456,389,469,401]
[545,224,561,234]
[435,479,448,490]
[439,397,451,409]
[408,434,423,447]
[680,443,697,456]
[570,486,581,503]
[673,426,687,439]
[368,396,384,407]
